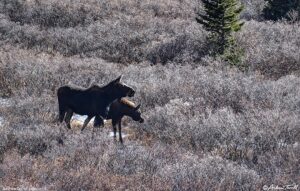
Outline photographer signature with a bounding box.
[263,184,299,190]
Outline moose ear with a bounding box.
[114,75,122,83]
[135,104,141,110]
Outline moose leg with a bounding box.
[94,115,104,128]
[64,109,73,129]
[112,120,117,138]
[118,120,123,144]
[58,105,66,123]
[59,110,66,123]
[81,116,92,131]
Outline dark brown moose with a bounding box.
[94,98,144,143]
[57,76,135,130]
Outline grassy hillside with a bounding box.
[0,0,299,190]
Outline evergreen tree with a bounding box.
[263,0,300,21]
[196,0,244,64]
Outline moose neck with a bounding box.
[103,94,120,105]
[121,106,135,118]
[101,85,121,104]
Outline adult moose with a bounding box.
[57,76,135,131]
[94,98,144,143]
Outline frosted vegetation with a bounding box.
[0,0,299,190]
